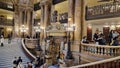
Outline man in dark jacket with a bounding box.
[112,35,120,46]
[13,57,17,68]
[98,35,106,45]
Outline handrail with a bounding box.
[81,42,120,56]
[68,56,120,68]
[24,38,37,49]
[65,42,120,68]
[82,42,120,48]
[21,39,36,60]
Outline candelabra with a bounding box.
[34,23,43,51]
[20,25,28,38]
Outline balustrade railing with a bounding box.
[86,2,120,20]
[0,19,13,26]
[66,42,120,68]
[69,56,120,68]
[21,39,36,60]
[0,2,13,11]
[81,42,120,56]
[24,38,38,49]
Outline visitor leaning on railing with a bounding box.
[112,35,120,46]
[81,36,89,44]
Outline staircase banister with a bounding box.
[68,56,120,68]
[21,39,36,60]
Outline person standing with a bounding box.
[0,35,4,47]
[93,30,99,44]
[17,56,23,68]
[13,57,17,68]
[8,34,12,44]
[108,30,113,45]
[81,36,89,44]
[17,56,23,66]
[17,61,24,68]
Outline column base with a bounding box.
[65,59,74,67]
[66,51,74,59]
[36,51,42,57]
[45,55,52,66]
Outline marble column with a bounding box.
[13,5,23,37]
[40,4,44,41]
[44,3,51,38]
[68,0,75,24]
[68,0,75,41]
[27,10,33,37]
[81,0,87,37]
[31,11,35,38]
[19,8,23,37]
[40,0,51,40]
[74,0,84,64]
[50,5,55,23]
[13,12,19,37]
[74,0,82,42]
[13,6,18,37]
[12,1,19,38]
[26,10,30,35]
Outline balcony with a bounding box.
[34,0,67,11]
[0,2,14,11]
[86,2,120,20]
[0,19,14,26]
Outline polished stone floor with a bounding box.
[0,38,30,68]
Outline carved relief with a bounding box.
[46,23,66,32]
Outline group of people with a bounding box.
[108,30,120,46]
[93,29,120,45]
[81,30,106,45]
[82,29,120,46]
[34,56,44,68]
[81,36,89,44]
[13,56,35,68]
[93,30,106,45]
[13,56,23,68]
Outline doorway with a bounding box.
[87,26,92,41]
[103,27,110,42]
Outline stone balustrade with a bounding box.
[69,55,120,68]
[21,39,36,60]
[81,42,120,56]
[24,38,38,49]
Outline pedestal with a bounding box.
[65,59,74,67]
[36,51,42,57]
[45,55,52,66]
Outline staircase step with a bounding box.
[0,39,31,68]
